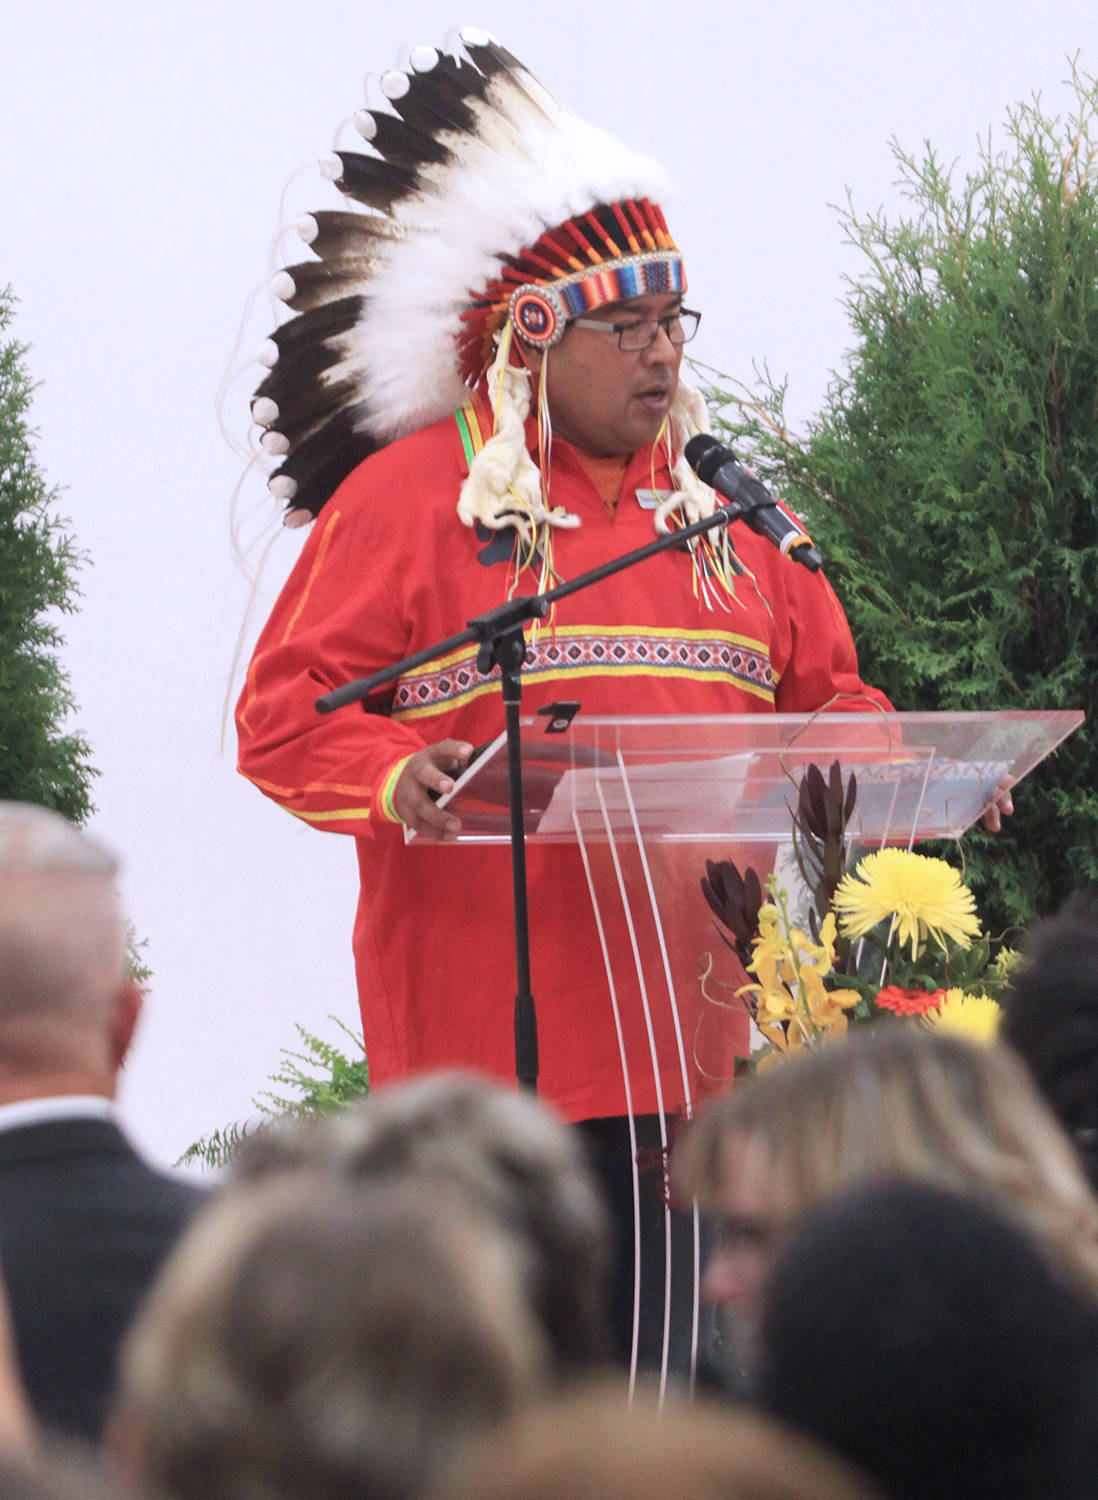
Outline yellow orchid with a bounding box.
[806,971,861,1027]
[741,886,855,1052]
[752,903,789,962]
[803,910,841,970]
[746,977,799,1025]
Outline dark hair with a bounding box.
[757,1179,1098,1500]
[1002,888,1098,1190]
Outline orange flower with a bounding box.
[875,985,947,1017]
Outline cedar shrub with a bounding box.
[701,63,1098,941]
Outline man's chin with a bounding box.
[630,391,675,439]
[630,413,672,449]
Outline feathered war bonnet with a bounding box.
[252,27,723,582]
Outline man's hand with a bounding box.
[394,739,474,838]
[982,776,1015,834]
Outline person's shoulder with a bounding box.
[108,1132,210,1219]
[329,409,470,515]
[146,1164,209,1213]
[0,1117,206,1223]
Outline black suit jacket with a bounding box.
[0,1113,207,1440]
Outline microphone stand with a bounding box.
[315,496,760,1092]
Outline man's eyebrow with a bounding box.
[605,297,684,321]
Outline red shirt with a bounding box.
[237,403,890,1120]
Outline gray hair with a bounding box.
[234,1071,613,1372]
[118,1177,546,1500]
[0,802,125,1026]
[0,802,119,881]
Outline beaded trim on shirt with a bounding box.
[389,630,776,718]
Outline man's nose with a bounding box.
[641,321,678,362]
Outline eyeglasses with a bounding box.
[568,307,702,352]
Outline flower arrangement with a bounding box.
[700,761,1019,1069]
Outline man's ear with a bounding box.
[109,978,144,1072]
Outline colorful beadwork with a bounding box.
[509,253,685,346]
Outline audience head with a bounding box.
[675,1028,1098,1340]
[0,1272,32,1456]
[1002,888,1098,1190]
[756,1179,1098,1500]
[0,801,139,1098]
[426,1384,885,1500]
[0,1445,152,1500]
[234,1070,613,1371]
[111,1175,546,1500]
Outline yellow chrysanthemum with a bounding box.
[924,988,1002,1043]
[833,849,981,958]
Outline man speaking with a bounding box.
[236,28,889,1377]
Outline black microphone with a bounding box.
[685,434,822,572]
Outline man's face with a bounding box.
[538,291,684,458]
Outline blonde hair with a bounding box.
[0,802,117,880]
[676,1028,1098,1301]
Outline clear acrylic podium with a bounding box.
[425,707,1083,1096]
[415,707,1083,1388]
[434,708,1083,845]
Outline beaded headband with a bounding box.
[508,251,686,349]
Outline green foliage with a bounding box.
[175,1121,254,1172]
[699,62,1098,939]
[125,924,152,988]
[0,287,96,821]
[255,1017,370,1116]
[178,1019,370,1170]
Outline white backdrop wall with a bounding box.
[1,0,1091,1170]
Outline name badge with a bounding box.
[634,488,675,510]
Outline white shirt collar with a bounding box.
[0,1095,117,1135]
